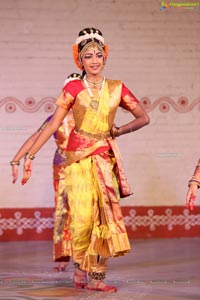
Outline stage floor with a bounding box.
[0,238,200,300]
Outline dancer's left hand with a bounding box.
[11,165,19,184]
[110,124,120,139]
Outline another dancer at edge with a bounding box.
[10,73,81,271]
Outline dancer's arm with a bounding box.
[10,118,49,183]
[110,103,150,138]
[22,106,67,184]
[186,159,200,210]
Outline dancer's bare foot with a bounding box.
[73,267,87,289]
[86,279,117,292]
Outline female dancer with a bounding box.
[21,27,150,292]
[10,73,81,271]
[186,159,200,210]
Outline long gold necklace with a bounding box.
[84,76,105,111]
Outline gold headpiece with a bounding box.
[72,27,109,70]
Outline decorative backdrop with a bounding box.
[0,0,200,240]
[0,207,200,241]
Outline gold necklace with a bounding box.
[84,76,105,111]
[86,77,104,88]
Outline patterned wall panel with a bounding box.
[0,207,199,241]
[1,97,200,113]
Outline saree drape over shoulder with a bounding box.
[56,79,139,273]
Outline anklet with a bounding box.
[89,272,106,280]
[74,262,81,270]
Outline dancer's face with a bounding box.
[81,45,105,76]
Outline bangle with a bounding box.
[10,160,20,166]
[110,126,120,139]
[116,127,120,137]
[188,180,200,188]
[25,152,35,160]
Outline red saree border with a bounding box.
[0,206,200,241]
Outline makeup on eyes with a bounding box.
[83,51,103,60]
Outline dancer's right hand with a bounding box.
[21,158,32,185]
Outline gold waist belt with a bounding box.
[75,127,111,141]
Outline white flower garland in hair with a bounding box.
[75,33,104,45]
